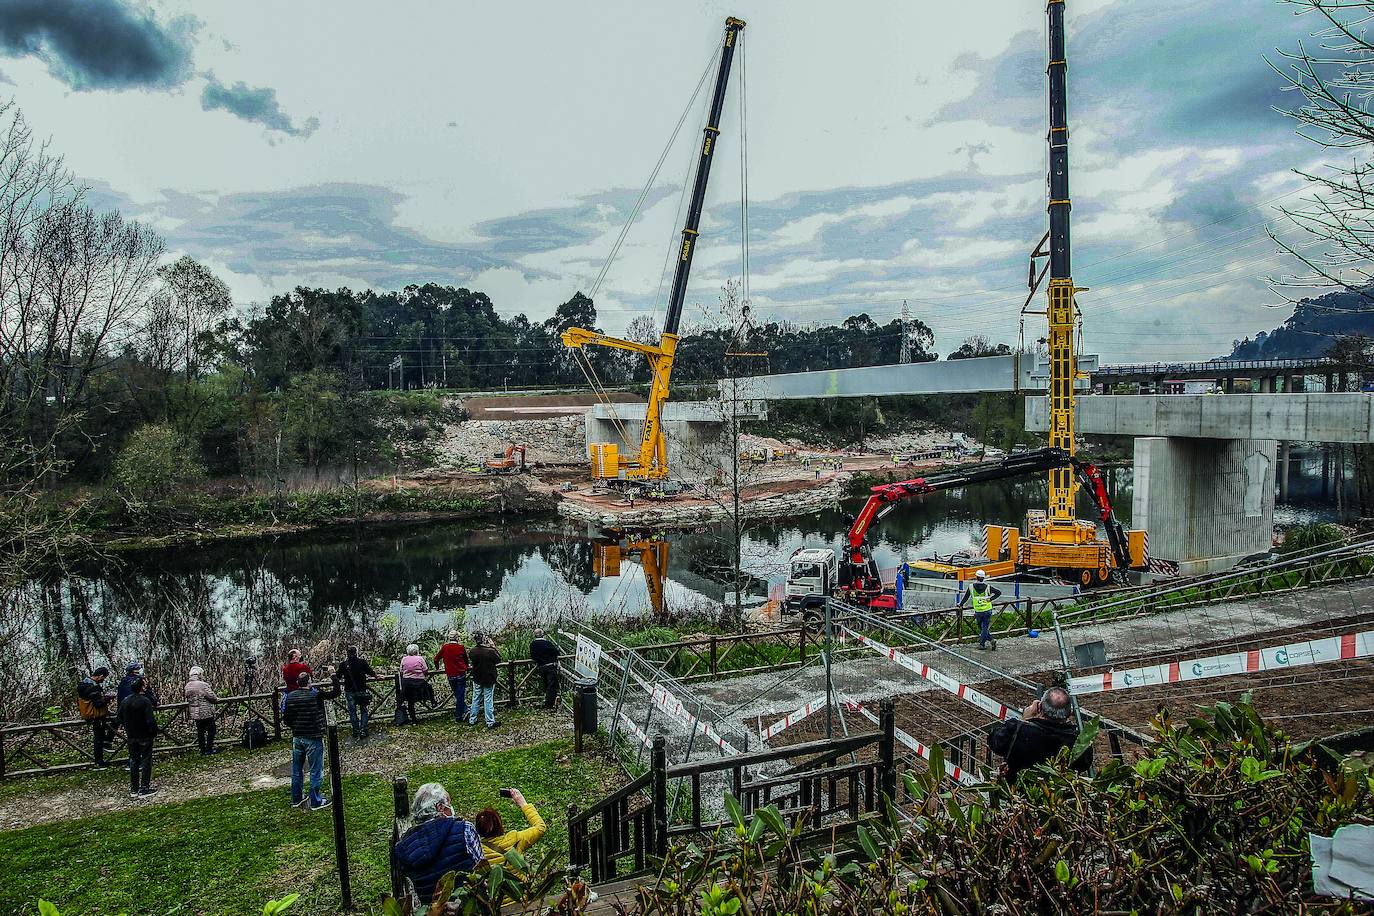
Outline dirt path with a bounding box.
[0,707,568,832]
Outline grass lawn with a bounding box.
[0,738,621,916]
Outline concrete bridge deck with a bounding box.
[1025,393,1374,443]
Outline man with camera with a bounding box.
[988,685,1091,781]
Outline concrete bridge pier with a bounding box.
[582,400,765,482]
[1278,442,1291,502]
[1132,436,1277,577]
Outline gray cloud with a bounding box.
[0,0,195,90]
[201,76,319,137]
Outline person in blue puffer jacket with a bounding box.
[394,782,484,903]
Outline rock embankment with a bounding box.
[432,415,587,469]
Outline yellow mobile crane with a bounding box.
[562,17,746,485]
[988,0,1147,586]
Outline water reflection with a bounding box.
[21,461,1348,681]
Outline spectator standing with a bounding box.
[528,630,560,710]
[77,667,116,769]
[338,646,377,739]
[467,633,501,729]
[434,631,470,722]
[118,678,159,797]
[116,661,144,707]
[184,666,221,755]
[394,782,483,903]
[281,649,312,691]
[476,787,546,871]
[399,644,430,725]
[988,686,1090,781]
[281,672,341,810]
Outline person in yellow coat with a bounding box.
[476,786,546,872]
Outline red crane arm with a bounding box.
[847,479,934,564]
[840,447,1134,574]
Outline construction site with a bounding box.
[7,0,1374,912]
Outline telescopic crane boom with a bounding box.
[842,448,1132,592]
[562,17,746,483]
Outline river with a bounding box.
[13,453,1349,698]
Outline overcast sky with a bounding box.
[0,0,1331,361]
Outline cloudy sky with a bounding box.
[0,0,1332,361]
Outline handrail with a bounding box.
[665,730,879,779]
[575,769,652,821]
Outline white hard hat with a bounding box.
[975,569,987,580]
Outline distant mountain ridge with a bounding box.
[1226,288,1374,359]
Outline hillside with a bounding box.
[1227,287,1374,359]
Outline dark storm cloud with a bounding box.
[0,0,196,90]
[201,77,319,138]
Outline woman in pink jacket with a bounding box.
[399,644,430,725]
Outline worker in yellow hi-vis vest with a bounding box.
[958,570,1003,651]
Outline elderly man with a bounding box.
[988,685,1091,780]
[394,782,483,903]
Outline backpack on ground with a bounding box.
[241,717,269,749]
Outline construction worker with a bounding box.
[958,570,1002,651]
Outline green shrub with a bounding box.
[110,424,205,504]
[1279,522,1347,554]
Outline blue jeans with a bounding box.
[291,736,324,806]
[345,691,370,737]
[468,684,495,726]
[975,611,993,646]
[447,675,467,721]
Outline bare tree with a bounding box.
[1268,0,1374,296]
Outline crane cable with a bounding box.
[587,47,721,301]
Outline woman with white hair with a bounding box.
[399,643,430,725]
[184,666,221,755]
[394,782,483,901]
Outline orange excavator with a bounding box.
[483,445,527,475]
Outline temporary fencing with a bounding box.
[1071,628,1374,696]
[839,625,1019,721]
[761,694,829,741]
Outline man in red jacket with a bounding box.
[435,631,469,723]
[281,649,312,691]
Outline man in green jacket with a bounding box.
[958,570,1003,651]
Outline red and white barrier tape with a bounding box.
[1071,629,1374,695]
[842,695,984,787]
[618,710,653,749]
[840,626,1019,721]
[762,694,829,741]
[650,683,741,755]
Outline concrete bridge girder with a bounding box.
[1025,393,1374,443]
[727,353,1098,401]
